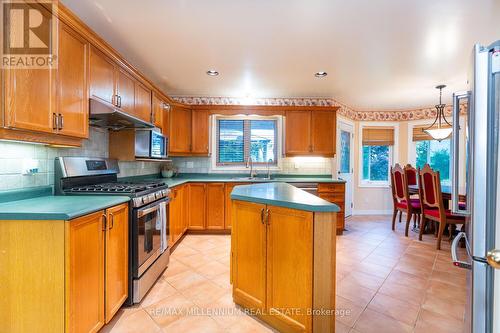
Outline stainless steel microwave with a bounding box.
[135,129,168,159]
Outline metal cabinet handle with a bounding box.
[487,249,500,269]
[118,95,122,108]
[451,91,471,215]
[260,208,265,224]
[265,209,270,225]
[58,114,64,130]
[109,212,114,230]
[451,232,472,269]
[53,113,58,130]
[102,214,107,231]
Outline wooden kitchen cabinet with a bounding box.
[89,46,116,105]
[68,211,106,333]
[104,204,129,322]
[224,183,246,229]
[231,201,267,310]
[0,202,129,333]
[285,110,311,155]
[318,182,346,235]
[191,109,210,155]
[134,81,152,122]
[169,105,192,154]
[206,183,225,229]
[116,68,135,115]
[169,106,210,156]
[153,93,170,132]
[57,23,89,139]
[285,110,336,157]
[188,183,207,230]
[169,185,189,246]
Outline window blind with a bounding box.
[412,125,451,142]
[217,120,244,164]
[362,127,395,146]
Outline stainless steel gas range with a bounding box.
[55,156,170,304]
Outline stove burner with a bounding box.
[68,180,167,194]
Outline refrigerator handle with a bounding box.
[451,232,472,269]
[451,91,471,215]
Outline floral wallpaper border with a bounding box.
[172,96,467,121]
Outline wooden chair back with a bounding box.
[418,164,445,214]
[391,164,406,202]
[404,164,418,186]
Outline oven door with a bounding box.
[133,198,167,277]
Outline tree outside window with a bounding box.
[362,145,390,182]
[415,139,451,185]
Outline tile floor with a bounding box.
[102,214,467,333]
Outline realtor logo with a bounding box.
[2,0,58,68]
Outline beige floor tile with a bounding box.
[181,279,228,308]
[162,258,191,279]
[377,280,426,305]
[353,309,412,333]
[162,315,223,333]
[367,293,420,325]
[422,293,466,320]
[101,309,161,333]
[224,315,275,333]
[144,292,198,328]
[342,271,385,291]
[165,269,208,291]
[196,260,230,279]
[335,320,351,333]
[140,278,178,308]
[384,269,429,290]
[414,309,465,333]
[335,295,364,328]
[337,279,377,308]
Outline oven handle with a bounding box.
[138,205,160,218]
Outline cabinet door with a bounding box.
[206,183,225,230]
[169,187,182,245]
[169,105,192,154]
[318,184,345,234]
[89,47,116,105]
[231,201,267,310]
[188,183,206,230]
[57,24,89,138]
[224,183,246,229]
[134,82,152,122]
[266,206,313,333]
[116,69,135,115]
[68,211,105,333]
[181,185,189,234]
[191,109,210,155]
[285,110,311,156]
[311,110,336,156]
[152,93,164,130]
[105,203,129,322]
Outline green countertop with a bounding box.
[230,182,340,213]
[125,173,346,188]
[0,195,130,221]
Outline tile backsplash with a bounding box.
[0,128,162,191]
[171,156,336,175]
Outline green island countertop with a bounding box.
[122,173,346,188]
[230,182,340,213]
[0,193,130,221]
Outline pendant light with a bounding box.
[423,85,452,141]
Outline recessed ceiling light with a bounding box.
[315,71,328,78]
[206,70,219,76]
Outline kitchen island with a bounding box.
[230,182,339,333]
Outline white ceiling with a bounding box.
[62,0,500,110]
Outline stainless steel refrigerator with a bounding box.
[451,41,500,333]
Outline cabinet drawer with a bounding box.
[318,193,344,204]
[317,183,345,193]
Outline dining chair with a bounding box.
[404,164,419,229]
[418,164,466,250]
[391,164,421,236]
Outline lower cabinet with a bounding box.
[68,203,129,332]
[206,183,225,230]
[224,182,246,229]
[317,183,346,235]
[188,183,206,230]
[169,185,185,246]
[231,201,314,333]
[0,203,129,333]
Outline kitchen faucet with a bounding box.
[265,159,273,180]
[246,156,256,178]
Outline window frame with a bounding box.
[358,122,399,188]
[211,115,283,171]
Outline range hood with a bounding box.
[89,98,154,130]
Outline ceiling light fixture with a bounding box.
[423,84,453,141]
[315,71,328,78]
[206,70,219,76]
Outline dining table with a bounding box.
[407,184,467,202]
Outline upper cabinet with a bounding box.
[57,23,89,139]
[169,106,210,156]
[285,109,336,157]
[153,93,169,133]
[89,47,116,105]
[89,47,153,123]
[1,21,88,144]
